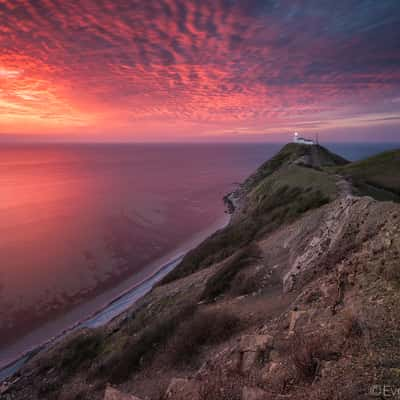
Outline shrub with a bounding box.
[343,314,363,339]
[200,245,261,302]
[59,330,104,376]
[105,304,196,383]
[290,334,326,382]
[230,271,260,296]
[168,309,241,366]
[160,219,261,285]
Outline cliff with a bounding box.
[3,144,400,400]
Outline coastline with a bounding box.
[0,213,231,383]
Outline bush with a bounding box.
[201,245,261,302]
[105,304,196,383]
[230,271,260,296]
[160,219,261,285]
[59,330,104,376]
[290,334,326,382]
[168,309,241,366]
[343,314,363,339]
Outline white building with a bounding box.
[293,132,314,145]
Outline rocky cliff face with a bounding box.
[3,144,400,400]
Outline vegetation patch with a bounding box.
[200,245,261,302]
[343,313,364,339]
[58,330,104,376]
[104,304,196,383]
[168,309,241,366]
[289,334,332,382]
[336,149,400,202]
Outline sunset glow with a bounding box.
[1,0,400,141]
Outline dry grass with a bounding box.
[95,304,197,383]
[198,369,243,400]
[383,261,400,285]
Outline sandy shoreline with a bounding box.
[0,213,230,382]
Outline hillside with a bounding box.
[3,143,400,400]
[335,148,400,202]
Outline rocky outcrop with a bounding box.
[237,334,273,373]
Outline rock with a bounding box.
[104,385,142,400]
[384,238,392,249]
[241,351,260,373]
[320,360,335,379]
[242,386,269,400]
[287,310,308,336]
[261,361,279,380]
[237,334,273,373]
[164,378,200,400]
[238,334,273,353]
[263,361,294,392]
[269,349,280,361]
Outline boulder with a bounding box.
[237,334,273,373]
[104,385,142,400]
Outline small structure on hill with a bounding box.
[293,132,314,145]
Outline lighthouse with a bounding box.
[293,132,314,145]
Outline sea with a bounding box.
[0,141,398,372]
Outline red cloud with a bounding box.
[0,0,399,140]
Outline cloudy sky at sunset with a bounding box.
[1,0,399,142]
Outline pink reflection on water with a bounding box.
[0,143,276,355]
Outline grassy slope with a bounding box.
[336,148,400,201]
[161,144,342,285]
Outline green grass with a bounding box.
[167,310,241,366]
[200,245,261,302]
[241,143,310,191]
[59,331,104,376]
[104,304,196,383]
[253,165,338,202]
[336,149,400,201]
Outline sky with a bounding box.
[0,0,400,142]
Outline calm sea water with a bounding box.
[0,141,398,368]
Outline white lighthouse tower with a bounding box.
[293,132,314,145]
